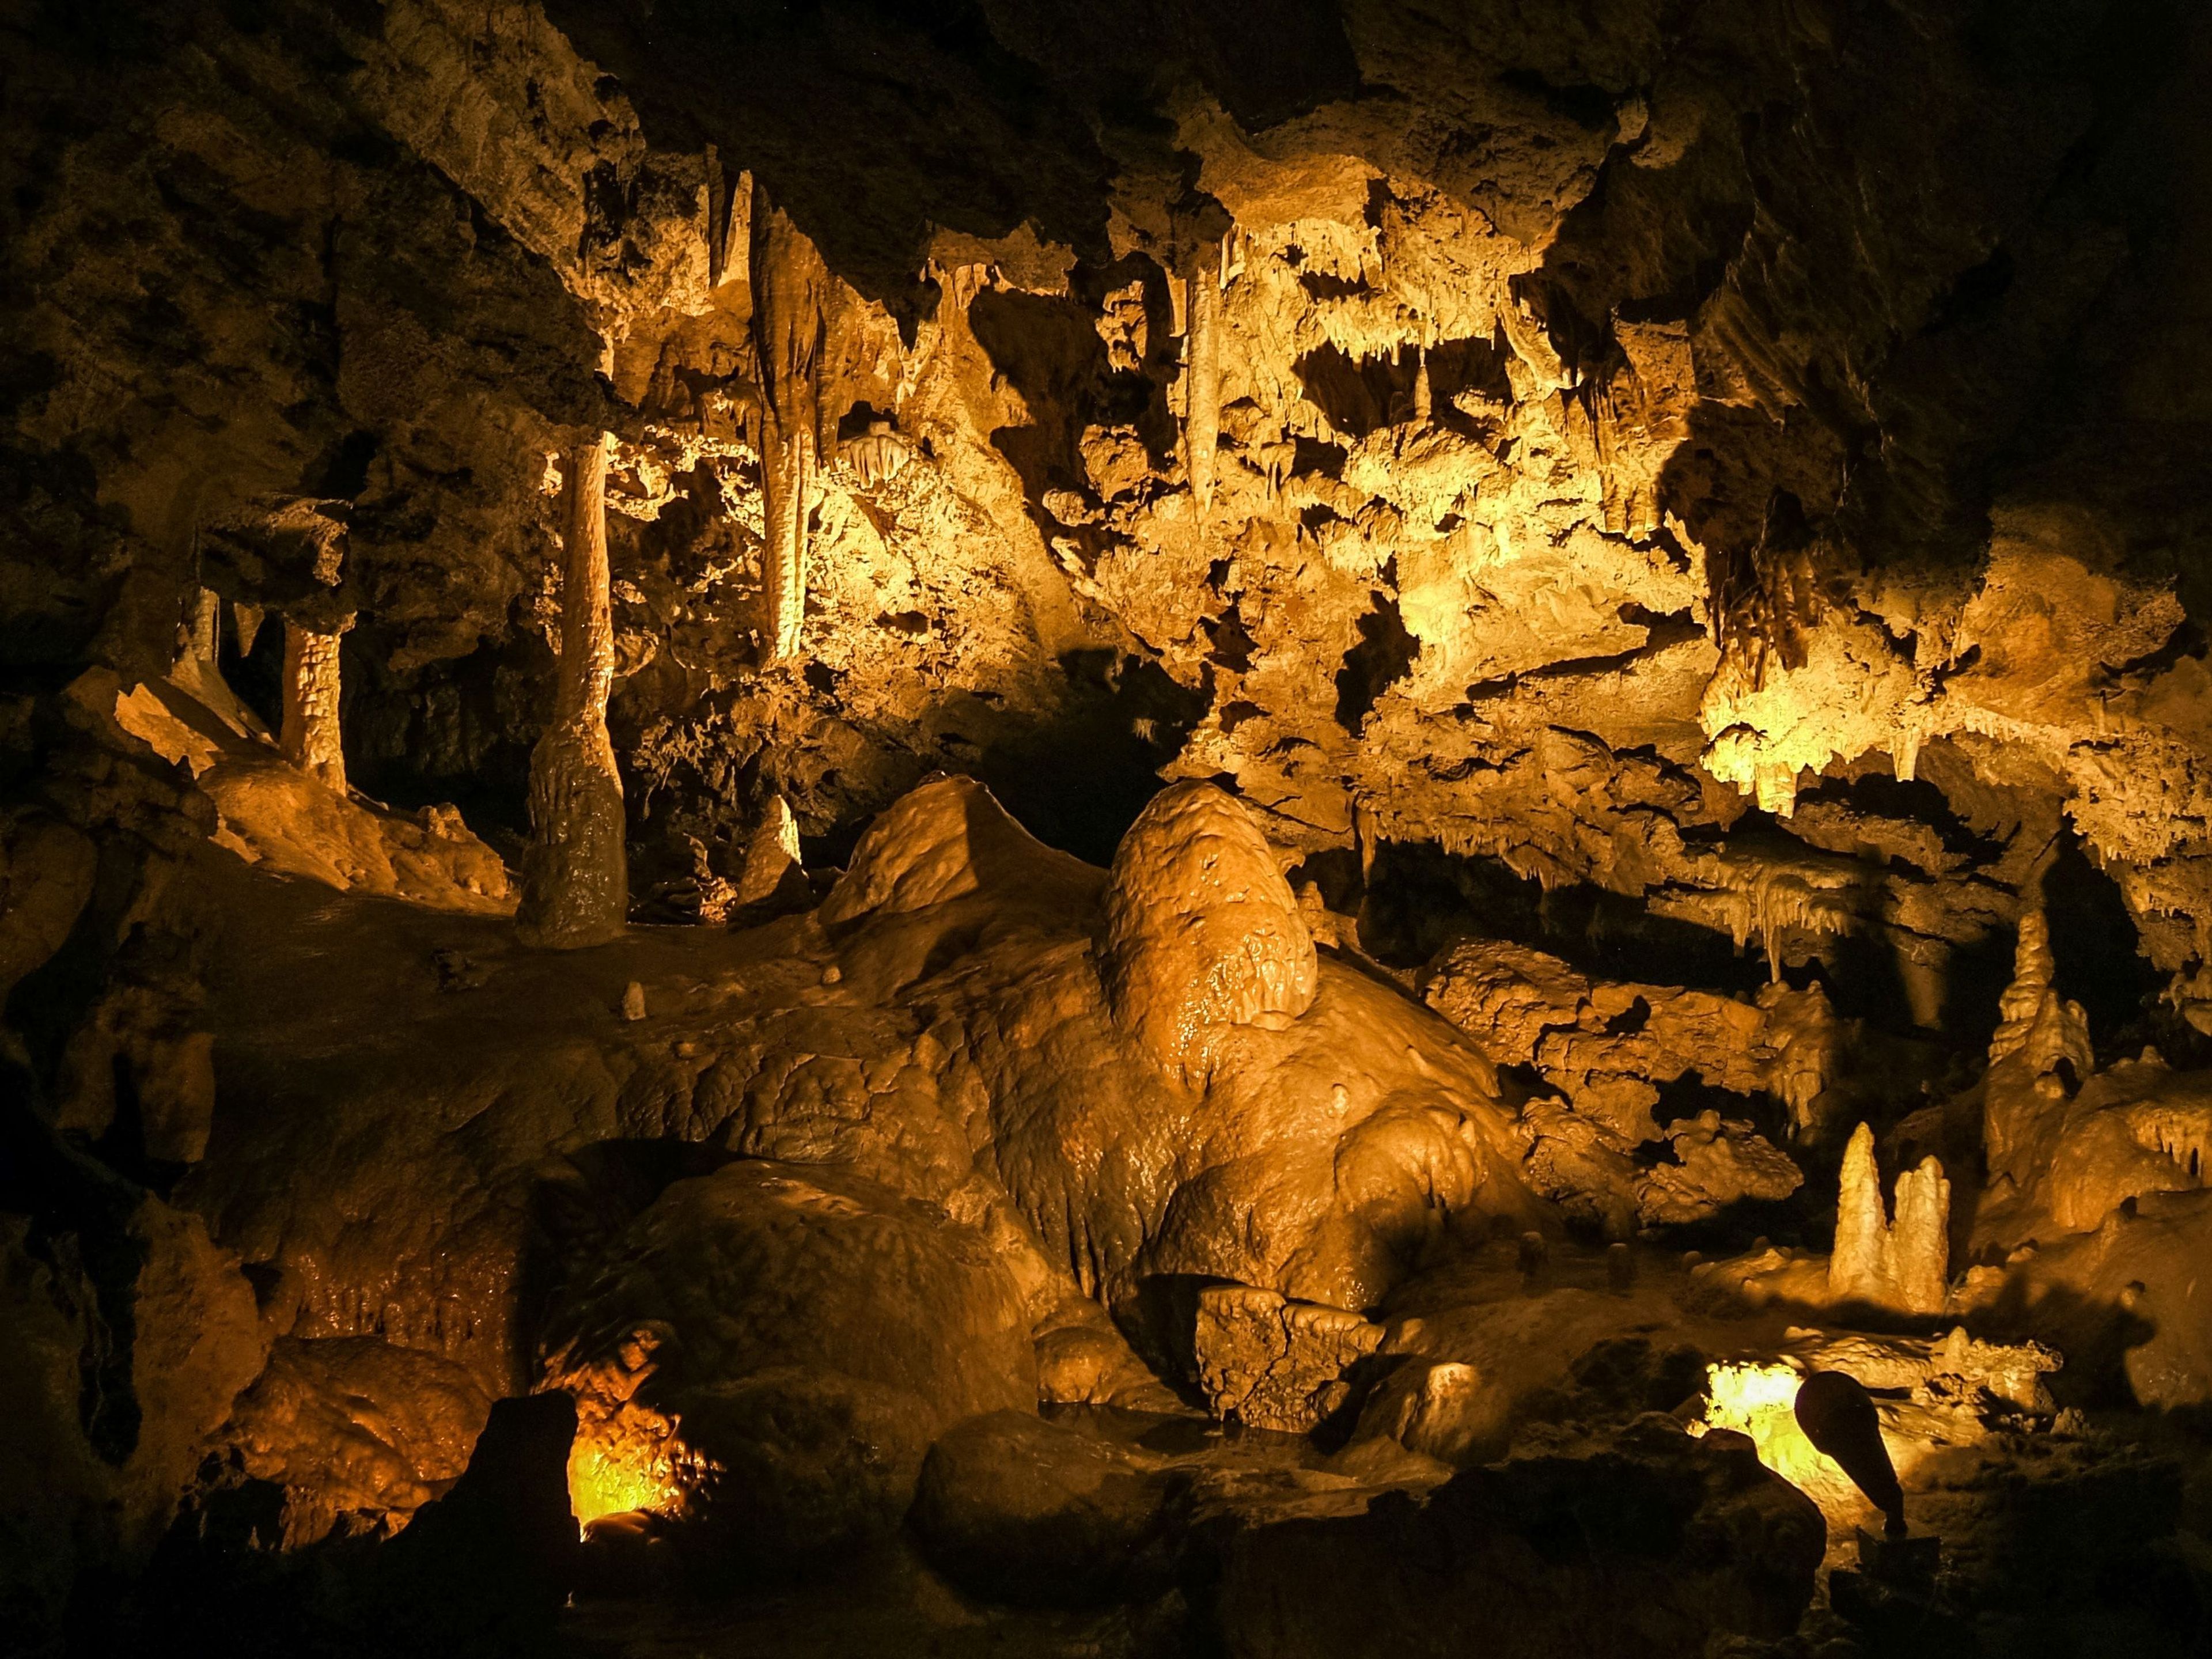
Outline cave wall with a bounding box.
[7,0,2212,1031]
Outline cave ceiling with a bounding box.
[10,0,2210,995]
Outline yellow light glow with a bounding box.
[565,1400,690,1531]
[1692,1358,1926,1533]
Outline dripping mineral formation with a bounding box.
[5,2,2212,1656]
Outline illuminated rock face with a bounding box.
[518,437,628,949]
[6,2,2212,1652]
[541,1158,1037,1565]
[1100,780,1319,1083]
[749,188,830,665]
[1191,1284,1382,1431]
[279,620,349,793]
[1828,1123,1950,1315]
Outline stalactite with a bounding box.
[517,434,628,948]
[749,182,829,665]
[280,617,351,791]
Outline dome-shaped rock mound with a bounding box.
[1101,782,1317,1084]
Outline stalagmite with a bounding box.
[180,586,221,672]
[517,434,628,948]
[1983,907,2096,1189]
[1829,1122,1949,1313]
[733,793,804,906]
[749,183,829,664]
[1183,248,1222,516]
[279,617,351,791]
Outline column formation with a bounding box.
[517,433,628,947]
[1184,253,1222,516]
[280,617,351,791]
[749,183,830,664]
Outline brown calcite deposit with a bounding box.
[1100,779,1319,1082]
[7,1,2212,1654]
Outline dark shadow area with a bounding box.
[2044,831,2165,1056]
[1293,342,1419,439]
[970,650,1211,868]
[345,634,539,839]
[1332,586,1418,734]
[537,0,1119,329]
[518,1138,744,1382]
[968,270,1176,551]
[1357,838,1774,998]
[216,611,286,737]
[1172,0,1358,131]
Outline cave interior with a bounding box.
[7,1,2212,1655]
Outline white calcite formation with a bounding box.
[1829,1122,1951,1315]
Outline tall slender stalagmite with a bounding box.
[749,183,829,664]
[518,434,628,947]
[1184,251,1222,517]
[281,618,350,791]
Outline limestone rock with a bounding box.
[221,1336,492,1545]
[278,619,350,794]
[1032,1295,1181,1411]
[518,436,628,949]
[731,793,808,908]
[1984,908,2097,1190]
[1635,1112,1805,1229]
[821,774,1103,926]
[1347,1357,1511,1468]
[908,1411,1179,1607]
[1192,1285,1382,1433]
[1513,1100,1642,1240]
[1425,938,1839,1142]
[91,670,512,914]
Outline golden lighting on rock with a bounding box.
[565,1400,691,1531]
[1692,1359,1927,1532]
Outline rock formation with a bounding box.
[1100,780,1319,1084]
[278,619,350,793]
[749,185,831,665]
[5,2,2212,1653]
[1191,1284,1382,1432]
[1830,1123,1950,1315]
[518,434,628,948]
